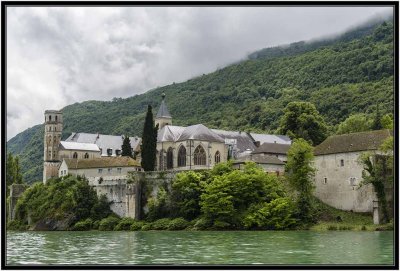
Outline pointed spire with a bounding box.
[156,93,171,118]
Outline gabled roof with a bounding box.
[157,125,186,142]
[252,142,291,155]
[211,129,256,152]
[65,133,141,155]
[249,133,291,145]
[156,100,172,119]
[177,124,225,143]
[234,155,285,165]
[314,129,392,156]
[59,141,100,152]
[63,157,141,169]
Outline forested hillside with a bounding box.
[7,19,394,184]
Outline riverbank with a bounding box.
[311,199,393,231]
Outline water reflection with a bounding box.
[7,230,394,265]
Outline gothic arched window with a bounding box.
[194,145,206,166]
[73,152,78,159]
[166,147,173,169]
[84,153,89,159]
[159,150,164,171]
[178,145,186,167]
[215,151,221,164]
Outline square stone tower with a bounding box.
[43,110,63,183]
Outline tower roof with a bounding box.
[156,93,172,119]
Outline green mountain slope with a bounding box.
[7,20,394,184]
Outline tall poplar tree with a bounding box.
[121,135,133,158]
[285,138,316,224]
[141,105,158,171]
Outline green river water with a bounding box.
[6,230,394,266]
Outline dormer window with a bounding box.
[116,149,121,156]
[107,148,112,156]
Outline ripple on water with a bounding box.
[6,231,394,265]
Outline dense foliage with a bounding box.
[141,162,299,230]
[336,114,372,134]
[13,175,112,229]
[7,19,394,183]
[278,102,328,145]
[359,136,394,223]
[121,135,133,157]
[6,152,24,197]
[141,105,158,171]
[285,139,316,224]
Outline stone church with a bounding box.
[43,94,291,182]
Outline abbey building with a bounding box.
[43,94,291,182]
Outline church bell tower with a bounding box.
[43,110,63,183]
[155,93,172,129]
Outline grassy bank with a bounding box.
[311,199,393,231]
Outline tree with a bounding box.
[200,162,286,228]
[278,102,328,146]
[336,113,372,134]
[371,103,383,130]
[121,135,133,158]
[6,153,23,197]
[381,113,393,130]
[285,138,316,223]
[359,136,393,223]
[141,105,158,171]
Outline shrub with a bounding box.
[130,221,145,231]
[92,220,100,230]
[7,220,27,231]
[327,225,338,230]
[193,217,212,230]
[151,218,172,230]
[338,226,353,230]
[361,225,367,231]
[243,198,297,230]
[72,218,93,231]
[99,216,121,231]
[141,223,152,231]
[168,218,189,230]
[213,220,231,230]
[114,217,136,231]
[146,187,170,221]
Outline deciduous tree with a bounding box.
[285,138,316,223]
[278,102,328,145]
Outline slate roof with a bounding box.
[59,141,100,152]
[211,129,257,153]
[314,129,392,156]
[65,133,141,156]
[252,142,291,155]
[249,133,291,145]
[234,155,285,165]
[156,100,172,118]
[177,124,225,143]
[63,157,141,169]
[157,125,186,142]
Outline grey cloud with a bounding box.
[6,6,393,140]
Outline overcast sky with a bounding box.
[6,6,393,140]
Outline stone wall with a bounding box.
[8,184,27,221]
[314,152,376,212]
[129,170,179,219]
